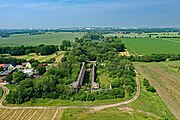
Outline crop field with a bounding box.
[160,60,180,74]
[134,62,180,119]
[0,109,62,120]
[121,38,180,55]
[0,32,84,46]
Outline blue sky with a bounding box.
[0,0,180,28]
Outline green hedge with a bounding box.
[0,87,3,98]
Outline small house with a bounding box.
[23,68,34,77]
[0,64,15,70]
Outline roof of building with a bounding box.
[0,64,5,67]
[23,69,33,77]
[0,70,14,76]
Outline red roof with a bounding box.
[0,64,5,67]
[38,64,47,67]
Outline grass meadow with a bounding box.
[0,32,84,46]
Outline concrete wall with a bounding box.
[77,62,86,87]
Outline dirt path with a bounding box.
[0,71,140,111]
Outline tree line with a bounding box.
[0,44,59,56]
[126,54,180,62]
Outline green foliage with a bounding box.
[0,56,26,65]
[0,44,59,56]
[143,79,156,93]
[0,87,3,98]
[13,71,28,83]
[60,40,72,51]
[5,74,13,83]
[5,34,136,104]
[36,66,46,75]
[31,62,39,68]
[127,54,180,62]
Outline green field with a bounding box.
[0,32,84,46]
[0,87,3,98]
[121,38,180,55]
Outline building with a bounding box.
[23,68,34,77]
[22,62,32,69]
[0,64,15,70]
[0,64,16,78]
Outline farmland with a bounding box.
[0,32,84,46]
[121,38,180,55]
[134,61,180,119]
[0,108,63,120]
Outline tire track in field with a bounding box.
[157,38,180,44]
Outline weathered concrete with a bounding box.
[91,62,99,91]
[71,62,86,92]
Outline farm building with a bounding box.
[0,64,15,71]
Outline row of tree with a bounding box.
[126,54,180,62]
[143,79,156,93]
[0,44,59,56]
[0,56,26,65]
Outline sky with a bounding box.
[0,0,180,28]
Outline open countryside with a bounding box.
[1,0,180,119]
[0,32,84,46]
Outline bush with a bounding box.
[143,78,156,93]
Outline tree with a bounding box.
[37,66,46,75]
[0,67,3,71]
[5,74,13,83]
[13,72,28,83]
[62,40,71,47]
[31,62,39,68]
